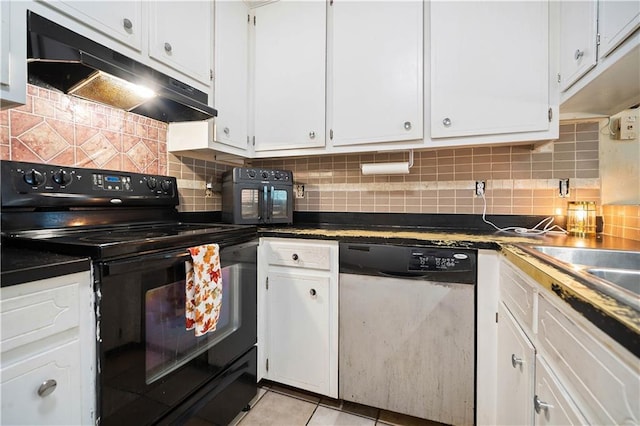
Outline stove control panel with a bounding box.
[1,160,178,208]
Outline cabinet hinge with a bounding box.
[247,136,250,146]
[330,129,333,140]
[496,312,499,323]
[252,136,256,147]
[253,15,256,26]
[266,358,269,372]
[596,33,601,46]
[557,73,561,84]
[210,69,214,81]
[248,14,250,24]
[548,107,553,123]
[266,277,269,290]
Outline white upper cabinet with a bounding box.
[598,0,640,59]
[253,0,326,152]
[40,0,143,51]
[214,0,250,152]
[430,1,551,139]
[149,1,213,85]
[1,0,27,109]
[328,1,423,146]
[559,1,598,92]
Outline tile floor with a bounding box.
[231,381,447,426]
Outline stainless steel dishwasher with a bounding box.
[339,243,476,426]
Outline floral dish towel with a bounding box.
[185,244,222,337]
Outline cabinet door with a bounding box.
[534,355,588,426]
[253,1,326,151]
[559,0,598,91]
[328,1,423,146]
[1,1,27,109]
[214,1,250,151]
[41,0,143,51]
[1,340,82,426]
[149,1,212,85]
[496,302,535,426]
[265,271,331,395]
[598,0,640,59]
[431,1,550,138]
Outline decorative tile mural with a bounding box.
[1,85,167,175]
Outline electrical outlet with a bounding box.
[475,181,486,197]
[559,178,570,197]
[294,184,305,199]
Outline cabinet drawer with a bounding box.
[0,273,85,352]
[1,339,82,425]
[537,294,639,425]
[264,240,334,271]
[500,259,537,333]
[534,354,588,426]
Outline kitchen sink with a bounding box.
[586,268,640,295]
[532,246,640,272]
[521,245,640,309]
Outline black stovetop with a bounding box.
[3,222,256,260]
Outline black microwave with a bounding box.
[221,168,293,225]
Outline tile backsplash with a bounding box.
[251,122,601,217]
[603,205,640,241]
[3,85,638,241]
[1,85,167,174]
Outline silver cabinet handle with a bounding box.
[443,118,452,127]
[310,288,317,296]
[164,42,172,53]
[123,18,133,30]
[309,131,316,139]
[574,49,584,60]
[534,395,554,414]
[37,379,57,397]
[404,121,412,131]
[511,354,524,368]
[292,253,299,261]
[223,127,230,136]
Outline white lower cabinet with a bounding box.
[534,355,587,426]
[496,302,535,426]
[499,258,639,425]
[257,238,338,398]
[0,271,94,425]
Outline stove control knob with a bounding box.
[247,169,256,178]
[24,169,45,186]
[147,177,157,189]
[161,180,172,192]
[52,169,72,186]
[274,171,281,180]
[261,171,269,180]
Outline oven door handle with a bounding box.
[102,250,192,276]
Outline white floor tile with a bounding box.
[237,391,317,426]
[307,406,376,426]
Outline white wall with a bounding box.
[600,108,640,204]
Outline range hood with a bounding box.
[26,11,217,123]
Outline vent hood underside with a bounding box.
[27,11,217,123]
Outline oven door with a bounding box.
[96,240,257,426]
[266,183,293,224]
[230,184,292,225]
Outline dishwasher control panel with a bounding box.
[409,249,472,272]
[339,243,476,284]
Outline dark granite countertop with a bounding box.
[1,246,91,287]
